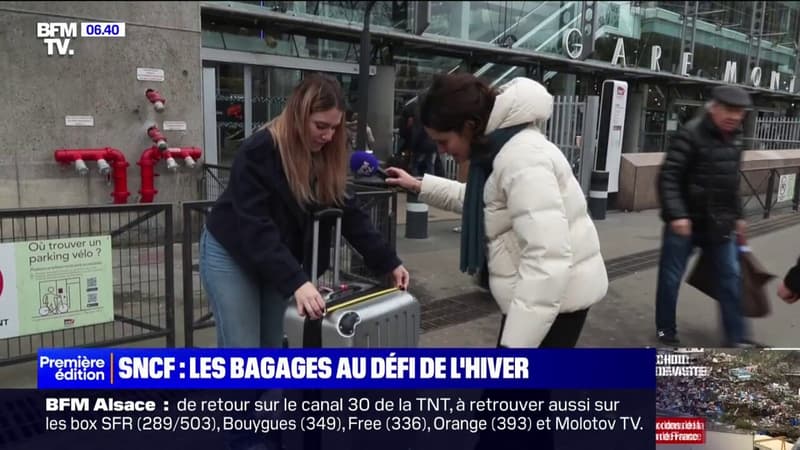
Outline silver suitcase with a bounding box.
[283,208,420,348]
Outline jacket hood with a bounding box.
[485,77,553,135]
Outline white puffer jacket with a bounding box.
[418,77,608,348]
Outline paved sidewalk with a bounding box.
[414,212,800,349]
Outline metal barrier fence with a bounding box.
[0,204,175,366]
[199,164,231,201]
[441,154,459,180]
[182,186,398,347]
[740,167,800,218]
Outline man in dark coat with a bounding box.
[778,257,800,303]
[655,85,753,347]
[400,104,438,177]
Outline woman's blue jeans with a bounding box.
[199,227,289,450]
[199,226,288,349]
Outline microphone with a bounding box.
[349,151,388,180]
[349,151,417,192]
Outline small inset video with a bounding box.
[657,348,800,449]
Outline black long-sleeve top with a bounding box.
[205,128,402,298]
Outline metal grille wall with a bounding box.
[0,204,175,366]
[546,95,589,183]
[752,116,800,150]
[199,164,231,201]
[438,95,597,188]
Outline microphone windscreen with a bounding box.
[349,151,380,177]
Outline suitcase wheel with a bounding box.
[337,311,361,337]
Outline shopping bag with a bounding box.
[687,246,776,318]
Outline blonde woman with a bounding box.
[201,73,409,349]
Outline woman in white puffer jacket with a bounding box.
[386,74,608,348]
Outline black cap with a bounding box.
[711,85,752,108]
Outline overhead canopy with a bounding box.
[200,1,800,101]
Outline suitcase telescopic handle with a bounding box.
[311,208,343,287]
[313,208,344,220]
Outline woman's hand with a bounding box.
[294,282,326,319]
[385,167,421,193]
[392,265,410,290]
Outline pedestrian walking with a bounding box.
[655,85,754,347]
[346,110,375,152]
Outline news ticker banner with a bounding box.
[37,348,655,390]
[23,348,724,449]
[29,388,655,450]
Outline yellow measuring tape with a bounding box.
[326,287,400,314]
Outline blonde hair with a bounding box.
[262,73,348,207]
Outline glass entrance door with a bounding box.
[203,62,361,166]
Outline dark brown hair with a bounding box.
[419,73,497,141]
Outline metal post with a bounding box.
[754,1,766,69]
[244,65,253,137]
[793,168,800,212]
[390,190,399,249]
[580,95,600,195]
[678,2,689,73]
[588,170,610,220]
[764,169,776,219]
[182,205,195,348]
[746,1,765,83]
[580,0,598,60]
[690,1,698,55]
[793,39,800,93]
[405,190,428,239]
[356,1,377,151]
[746,3,756,71]
[163,204,176,348]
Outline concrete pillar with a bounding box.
[458,2,470,39]
[368,65,396,161]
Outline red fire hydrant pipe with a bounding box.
[145,89,166,112]
[54,147,131,204]
[147,126,168,151]
[166,147,202,165]
[138,147,162,203]
[137,146,202,203]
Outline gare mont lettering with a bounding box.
[562,28,797,93]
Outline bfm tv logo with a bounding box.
[36,22,126,56]
[37,22,77,56]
